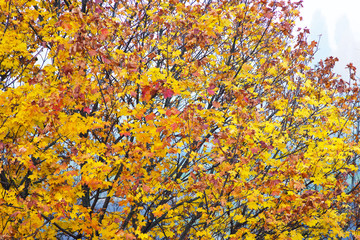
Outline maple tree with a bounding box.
[1,0,360,239]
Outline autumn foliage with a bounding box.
[1,0,360,239]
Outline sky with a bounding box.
[298,0,360,79]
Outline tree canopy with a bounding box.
[1,0,360,239]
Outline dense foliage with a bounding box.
[1,0,360,239]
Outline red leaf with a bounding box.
[145,113,155,121]
[95,7,103,14]
[141,86,151,102]
[193,71,200,77]
[163,88,174,98]
[89,50,97,57]
[62,23,71,31]
[101,55,111,64]
[271,190,281,196]
[71,147,78,155]
[52,105,61,111]
[143,185,151,193]
[83,107,91,114]
[62,64,73,75]
[193,28,200,34]
[207,84,216,95]
[127,62,138,72]
[170,123,178,130]
[251,148,260,154]
[58,44,65,51]
[208,89,215,95]
[213,101,221,108]
[166,108,179,117]
[156,126,165,133]
[100,29,109,40]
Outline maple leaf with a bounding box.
[88,50,97,57]
[163,88,174,99]
[100,29,109,41]
[83,107,91,114]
